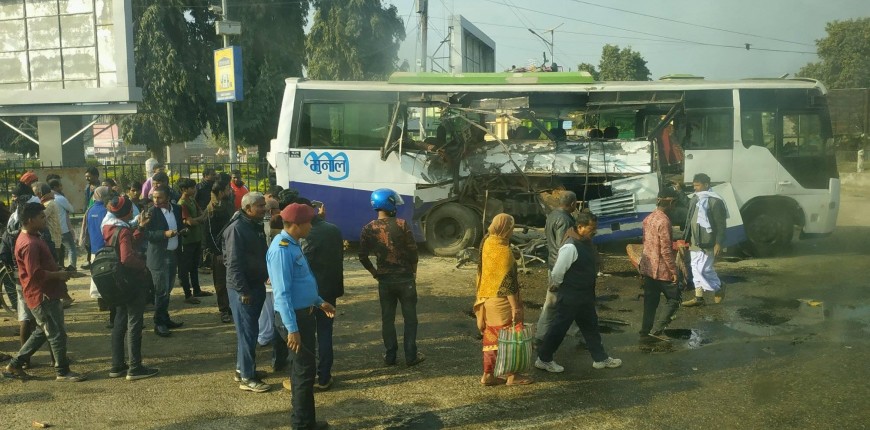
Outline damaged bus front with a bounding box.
[268,72,837,257]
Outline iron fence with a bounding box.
[0,160,273,207]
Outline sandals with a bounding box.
[506,374,534,386]
[480,375,506,386]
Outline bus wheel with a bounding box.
[424,203,482,257]
[742,209,791,257]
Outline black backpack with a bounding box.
[90,227,131,305]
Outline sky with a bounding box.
[383,0,869,80]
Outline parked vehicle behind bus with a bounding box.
[268,72,839,257]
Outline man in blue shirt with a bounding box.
[267,203,335,430]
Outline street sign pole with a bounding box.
[221,0,236,167]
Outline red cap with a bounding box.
[280,203,316,224]
[20,171,38,185]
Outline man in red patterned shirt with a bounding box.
[637,188,681,341]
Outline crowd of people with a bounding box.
[0,159,727,429]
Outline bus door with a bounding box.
[681,108,735,184]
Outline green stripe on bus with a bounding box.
[388,72,596,85]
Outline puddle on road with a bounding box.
[638,328,712,353]
[725,297,870,336]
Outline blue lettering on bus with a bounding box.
[303,151,350,181]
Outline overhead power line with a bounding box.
[479,0,817,55]
[565,0,815,47]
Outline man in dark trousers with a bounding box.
[268,203,335,430]
[535,190,577,345]
[535,212,623,373]
[682,173,728,307]
[359,188,424,367]
[103,196,159,380]
[638,188,681,341]
[223,191,270,393]
[301,201,344,390]
[144,188,184,337]
[5,202,84,381]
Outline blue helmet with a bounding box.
[370,188,404,212]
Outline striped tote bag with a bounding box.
[494,324,534,377]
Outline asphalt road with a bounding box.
[1,181,868,429]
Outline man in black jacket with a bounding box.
[223,191,269,393]
[302,201,344,390]
[144,188,184,337]
[681,173,727,307]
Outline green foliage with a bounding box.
[222,0,309,158]
[576,62,600,81]
[117,1,220,154]
[797,18,870,89]
[306,0,406,80]
[0,117,39,156]
[597,44,651,81]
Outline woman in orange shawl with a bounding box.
[474,213,533,386]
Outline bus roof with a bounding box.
[387,71,596,85]
[286,75,826,95]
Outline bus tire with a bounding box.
[742,208,792,257]
[424,203,482,257]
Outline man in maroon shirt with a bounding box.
[637,188,682,342]
[103,196,159,380]
[5,202,85,381]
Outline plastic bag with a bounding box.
[494,324,534,377]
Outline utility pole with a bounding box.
[528,23,563,70]
[222,0,236,166]
[418,0,428,72]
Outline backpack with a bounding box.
[90,227,131,305]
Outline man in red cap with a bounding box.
[267,203,335,430]
[102,196,159,380]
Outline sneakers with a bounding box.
[56,371,87,382]
[109,365,129,378]
[682,297,705,307]
[233,369,267,382]
[193,291,214,297]
[407,352,426,366]
[220,312,233,323]
[592,357,623,369]
[315,376,334,391]
[534,358,565,373]
[239,378,270,393]
[5,362,29,379]
[383,354,397,366]
[184,296,201,305]
[126,367,159,381]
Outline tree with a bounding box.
[597,44,651,81]
[306,0,405,80]
[230,0,309,156]
[576,62,600,80]
[117,1,219,156]
[797,18,870,89]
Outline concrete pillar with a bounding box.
[37,116,87,167]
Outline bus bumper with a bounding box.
[800,178,840,235]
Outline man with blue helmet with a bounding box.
[359,188,425,366]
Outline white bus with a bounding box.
[268,72,839,257]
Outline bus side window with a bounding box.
[741,111,776,154]
[682,112,733,150]
[299,103,393,149]
[781,113,824,156]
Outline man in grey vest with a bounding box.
[682,173,727,306]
